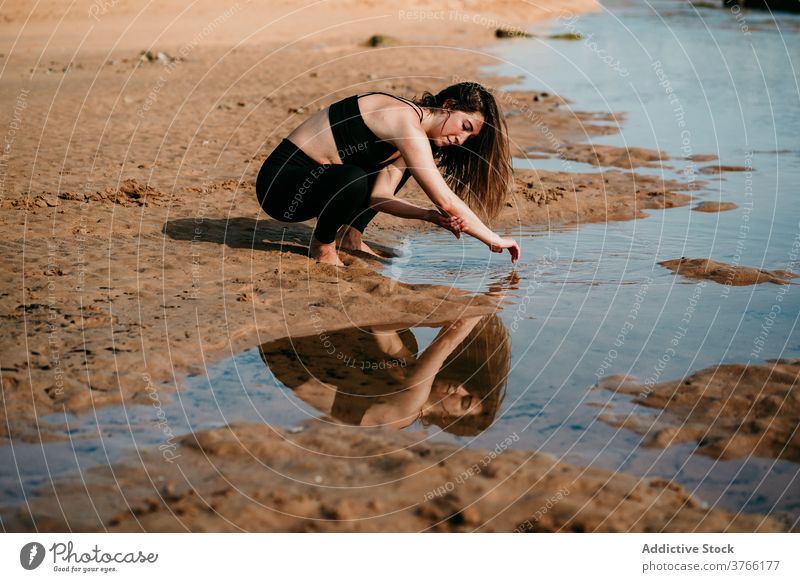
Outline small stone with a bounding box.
[366,34,400,47]
[495,28,531,39]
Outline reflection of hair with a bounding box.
[422,315,511,436]
[414,82,512,221]
[259,329,419,391]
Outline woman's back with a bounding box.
[286,92,421,166]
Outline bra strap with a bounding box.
[358,91,424,123]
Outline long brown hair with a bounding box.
[422,314,511,436]
[414,82,512,220]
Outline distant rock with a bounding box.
[495,28,532,39]
[365,35,400,48]
[699,164,751,174]
[659,257,797,285]
[692,201,738,212]
[138,50,179,65]
[686,153,718,162]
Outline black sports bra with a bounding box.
[328,91,424,170]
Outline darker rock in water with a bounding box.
[699,164,751,174]
[659,257,798,285]
[495,28,532,39]
[692,201,738,212]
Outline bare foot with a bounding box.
[350,241,381,257]
[309,238,344,267]
[337,227,381,258]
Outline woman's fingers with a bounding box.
[436,213,466,238]
[490,238,521,263]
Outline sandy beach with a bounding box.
[1,0,794,533]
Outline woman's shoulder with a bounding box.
[357,92,423,121]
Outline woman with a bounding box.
[259,315,510,434]
[255,82,521,266]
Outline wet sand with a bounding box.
[659,258,799,286]
[0,0,789,532]
[597,360,800,463]
[2,421,787,532]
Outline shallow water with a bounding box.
[384,0,800,515]
[3,0,799,521]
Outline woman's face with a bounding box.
[434,379,483,417]
[429,108,485,148]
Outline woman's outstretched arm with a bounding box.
[386,115,520,262]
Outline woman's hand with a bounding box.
[437,316,483,347]
[490,237,521,264]
[428,209,466,239]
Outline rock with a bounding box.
[692,201,738,212]
[366,35,400,47]
[659,257,798,286]
[495,28,532,39]
[138,50,177,65]
[686,153,718,162]
[42,194,59,207]
[550,33,583,40]
[698,164,751,174]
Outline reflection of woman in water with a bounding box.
[259,315,510,436]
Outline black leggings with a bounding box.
[255,139,409,244]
